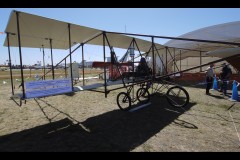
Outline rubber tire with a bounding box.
[136,88,150,104]
[166,86,189,108]
[117,92,132,111]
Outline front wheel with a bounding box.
[166,86,189,108]
[117,92,131,111]
[136,88,150,104]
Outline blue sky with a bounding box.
[1,8,240,65]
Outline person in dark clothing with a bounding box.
[205,63,214,95]
[219,63,232,95]
[136,57,152,78]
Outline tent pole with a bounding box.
[82,43,85,86]
[15,11,25,99]
[68,23,73,91]
[49,39,54,79]
[103,32,107,98]
[151,37,155,94]
[152,37,155,76]
[42,45,45,80]
[65,59,67,78]
[7,32,14,95]
[132,38,135,99]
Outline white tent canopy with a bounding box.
[164,21,240,61]
[206,47,240,58]
[4,10,164,53]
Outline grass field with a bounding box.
[0,72,240,151]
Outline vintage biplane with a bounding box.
[3,10,240,110]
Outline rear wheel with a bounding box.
[166,86,189,108]
[117,92,131,111]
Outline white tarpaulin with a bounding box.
[164,21,240,61]
[3,10,164,52]
[206,47,240,58]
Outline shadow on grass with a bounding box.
[0,93,196,151]
[207,94,225,99]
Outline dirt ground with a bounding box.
[0,78,240,152]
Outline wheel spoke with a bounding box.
[166,86,189,108]
[117,92,131,111]
[137,88,150,103]
[165,95,179,106]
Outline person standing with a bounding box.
[205,63,214,95]
[219,63,232,95]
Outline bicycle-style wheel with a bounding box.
[117,92,132,111]
[136,88,150,103]
[166,86,189,108]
